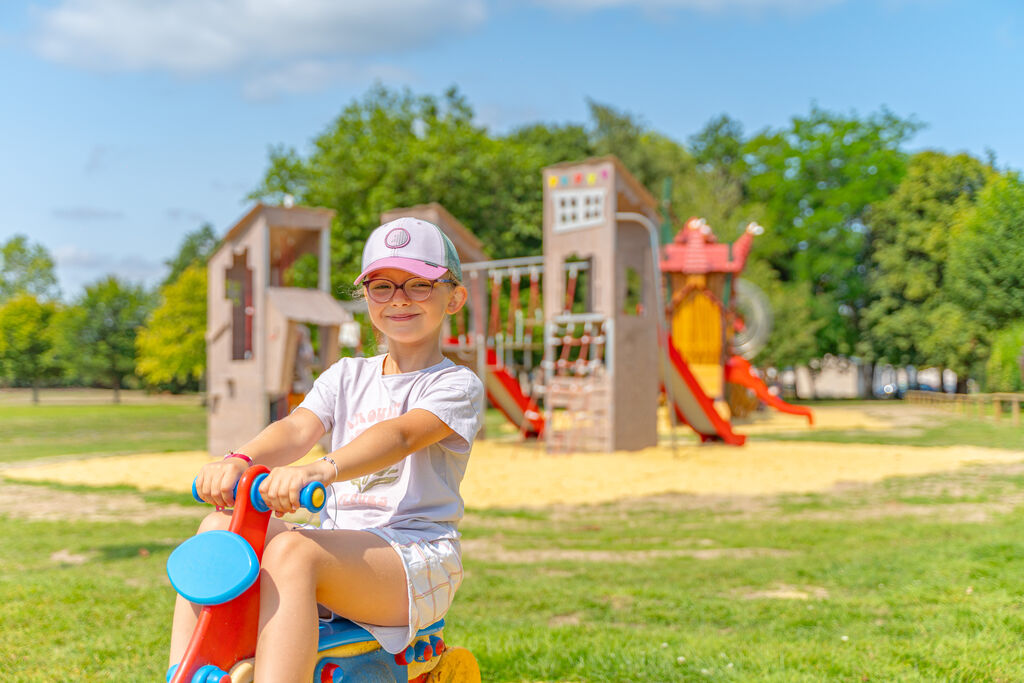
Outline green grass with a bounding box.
[4,399,1024,680]
[0,403,206,463]
[753,409,1024,450]
[5,465,1024,681]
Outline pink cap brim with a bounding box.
[354,257,449,285]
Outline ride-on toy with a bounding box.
[166,464,481,683]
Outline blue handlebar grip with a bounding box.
[191,479,238,506]
[300,481,327,512]
[250,472,326,513]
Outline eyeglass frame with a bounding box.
[362,276,456,303]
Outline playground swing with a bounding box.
[166,466,480,683]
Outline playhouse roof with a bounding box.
[218,203,336,247]
[660,218,756,275]
[265,287,352,326]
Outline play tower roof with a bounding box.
[660,217,759,275]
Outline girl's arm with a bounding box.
[195,407,326,508]
[257,408,455,515]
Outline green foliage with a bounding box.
[743,106,921,355]
[0,235,60,302]
[861,151,993,368]
[253,85,554,290]
[743,260,823,369]
[985,323,1024,392]
[587,99,695,196]
[0,293,59,399]
[946,174,1024,337]
[136,265,207,392]
[162,224,217,288]
[51,276,153,401]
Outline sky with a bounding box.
[1,0,1022,298]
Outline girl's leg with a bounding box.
[167,511,295,667]
[253,529,407,683]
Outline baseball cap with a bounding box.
[354,217,463,285]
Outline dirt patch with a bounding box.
[460,537,793,564]
[50,548,93,565]
[548,613,583,627]
[737,584,830,600]
[0,481,202,523]
[4,405,1023,521]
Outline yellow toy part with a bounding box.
[425,647,481,683]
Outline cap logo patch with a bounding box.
[384,227,411,249]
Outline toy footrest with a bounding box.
[167,530,259,605]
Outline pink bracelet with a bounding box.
[224,452,253,466]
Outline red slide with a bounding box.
[725,355,813,425]
[484,349,544,438]
[661,337,746,446]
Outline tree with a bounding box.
[946,174,1024,332]
[163,223,217,287]
[742,105,921,356]
[254,85,552,290]
[52,276,152,402]
[861,151,993,368]
[0,235,60,302]
[136,264,207,392]
[0,293,59,402]
[985,323,1024,392]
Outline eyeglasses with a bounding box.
[363,277,454,303]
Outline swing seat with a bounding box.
[167,530,259,605]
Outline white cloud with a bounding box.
[31,0,487,75]
[535,0,841,13]
[52,206,125,221]
[241,59,414,101]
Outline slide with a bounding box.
[484,349,544,438]
[661,338,746,446]
[725,355,814,425]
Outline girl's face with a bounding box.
[363,267,467,347]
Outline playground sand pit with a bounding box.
[4,403,1023,510]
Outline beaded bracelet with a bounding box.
[321,455,338,482]
[224,452,253,466]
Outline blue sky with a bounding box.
[1,0,1021,298]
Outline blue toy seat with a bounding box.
[317,616,445,652]
[167,530,259,605]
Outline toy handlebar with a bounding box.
[191,474,326,513]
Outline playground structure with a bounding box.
[660,217,813,445]
[205,157,812,457]
[443,157,811,450]
[205,204,354,458]
[167,467,479,683]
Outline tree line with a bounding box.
[3,85,1023,400]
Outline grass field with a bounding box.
[3,397,1024,681]
[0,401,205,464]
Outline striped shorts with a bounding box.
[354,526,463,654]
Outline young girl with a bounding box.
[170,217,485,683]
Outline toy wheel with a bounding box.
[424,647,480,683]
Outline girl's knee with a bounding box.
[261,531,315,583]
[197,509,232,534]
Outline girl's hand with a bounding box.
[258,461,333,516]
[195,457,249,508]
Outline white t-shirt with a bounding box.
[298,354,484,541]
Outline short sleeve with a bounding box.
[297,360,342,432]
[409,369,484,453]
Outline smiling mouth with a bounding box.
[387,313,418,321]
